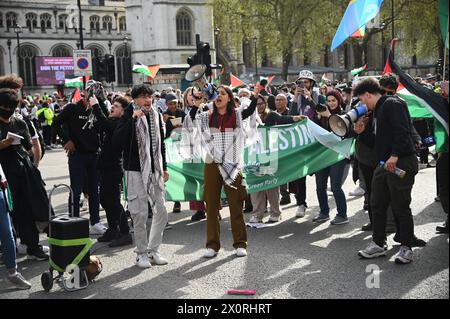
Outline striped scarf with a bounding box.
[135,106,165,196]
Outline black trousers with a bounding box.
[42,125,52,146]
[359,162,376,223]
[99,169,129,234]
[288,177,307,206]
[437,153,449,215]
[8,173,40,254]
[371,154,418,248]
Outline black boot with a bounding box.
[191,211,206,221]
[436,219,449,234]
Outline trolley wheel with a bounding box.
[41,271,53,292]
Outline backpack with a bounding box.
[38,109,46,124]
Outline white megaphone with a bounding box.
[329,104,368,137]
[185,64,218,101]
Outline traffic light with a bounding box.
[105,54,116,83]
[94,56,107,82]
[198,41,212,77]
[93,55,115,83]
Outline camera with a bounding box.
[296,79,305,88]
[315,103,328,113]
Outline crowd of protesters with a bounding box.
[0,69,448,289]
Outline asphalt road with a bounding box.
[0,148,448,299]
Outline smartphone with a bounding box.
[296,79,305,88]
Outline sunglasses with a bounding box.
[193,95,203,100]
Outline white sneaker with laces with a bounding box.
[89,223,107,236]
[296,205,306,218]
[135,253,152,269]
[248,216,263,224]
[235,248,247,257]
[203,248,218,258]
[148,252,168,265]
[7,272,32,290]
[349,185,365,197]
[268,215,281,223]
[395,246,413,264]
[358,241,387,259]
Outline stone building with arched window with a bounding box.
[0,0,130,94]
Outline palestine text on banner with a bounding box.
[163,120,354,202]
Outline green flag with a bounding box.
[439,0,449,49]
[162,121,354,202]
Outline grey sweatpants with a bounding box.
[126,171,168,255]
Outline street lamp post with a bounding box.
[380,22,386,69]
[253,36,258,79]
[7,39,12,73]
[123,36,131,87]
[76,40,81,50]
[14,24,23,96]
[214,28,220,64]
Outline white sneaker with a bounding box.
[135,253,152,269]
[248,216,263,224]
[349,185,365,197]
[89,223,107,236]
[148,252,168,265]
[268,215,281,223]
[296,205,306,218]
[203,248,218,258]
[235,248,247,257]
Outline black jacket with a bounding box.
[373,96,416,162]
[92,103,123,171]
[260,110,294,127]
[163,108,185,138]
[113,104,167,173]
[53,101,100,154]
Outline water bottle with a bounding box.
[379,161,406,179]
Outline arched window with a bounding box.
[102,15,112,33]
[6,12,18,31]
[118,16,126,32]
[176,10,193,46]
[26,13,38,32]
[90,15,100,33]
[88,45,105,80]
[52,44,72,57]
[18,45,38,87]
[116,45,132,85]
[40,13,52,32]
[58,14,69,32]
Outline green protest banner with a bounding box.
[164,120,354,202]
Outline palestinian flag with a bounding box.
[384,39,448,134]
[65,76,90,88]
[133,63,160,79]
[71,88,82,104]
[320,73,330,86]
[351,64,367,76]
[230,73,245,88]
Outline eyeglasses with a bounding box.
[257,102,266,107]
[193,95,203,100]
